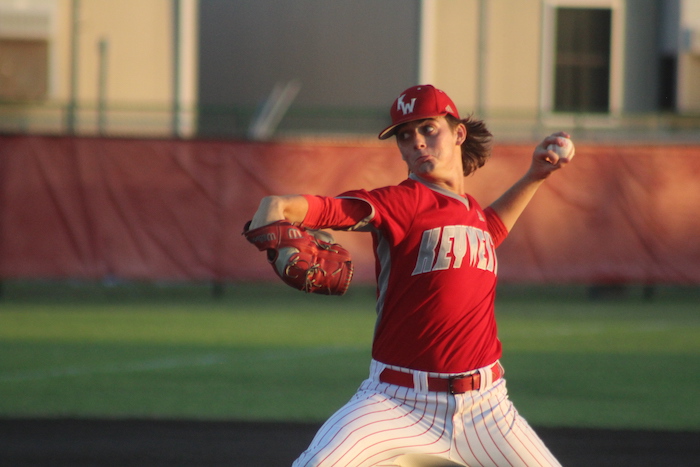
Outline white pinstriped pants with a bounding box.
[292,360,561,467]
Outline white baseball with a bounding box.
[546,136,575,161]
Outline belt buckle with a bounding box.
[447,372,478,394]
[447,374,465,394]
[447,376,458,394]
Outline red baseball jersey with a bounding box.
[303,175,508,373]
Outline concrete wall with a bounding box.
[197,0,420,137]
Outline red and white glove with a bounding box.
[243,220,354,296]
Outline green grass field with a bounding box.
[0,281,698,431]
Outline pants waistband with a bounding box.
[377,361,504,394]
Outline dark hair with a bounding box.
[446,114,492,176]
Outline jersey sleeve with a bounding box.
[483,206,508,248]
[342,184,426,247]
[301,194,373,230]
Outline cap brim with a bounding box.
[378,123,401,140]
[377,111,453,140]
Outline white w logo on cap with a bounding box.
[396,94,417,115]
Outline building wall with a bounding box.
[1,0,698,139]
[678,0,700,113]
[53,0,172,104]
[197,0,420,138]
[0,0,197,136]
[484,0,542,115]
[425,0,543,117]
[424,0,480,114]
[55,0,177,135]
[623,0,662,113]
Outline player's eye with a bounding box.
[421,124,436,135]
[398,128,417,140]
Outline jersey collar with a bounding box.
[409,173,471,210]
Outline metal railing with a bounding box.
[2,99,700,143]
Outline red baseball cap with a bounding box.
[378,84,461,139]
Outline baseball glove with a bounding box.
[243,220,354,295]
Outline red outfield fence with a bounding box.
[1,135,698,285]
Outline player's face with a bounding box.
[395,117,464,183]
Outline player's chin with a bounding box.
[413,161,435,175]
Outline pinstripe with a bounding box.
[454,379,561,467]
[473,387,506,466]
[350,390,443,466]
[294,384,413,466]
[484,382,520,465]
[294,380,454,466]
[342,391,429,465]
[452,395,475,466]
[498,401,559,466]
[453,387,499,466]
[294,364,561,467]
[489,381,558,466]
[480,381,523,466]
[309,393,405,466]
[370,389,454,465]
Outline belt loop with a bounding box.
[478,362,495,390]
[479,366,491,390]
[370,359,386,381]
[413,371,429,393]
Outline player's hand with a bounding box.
[527,131,573,180]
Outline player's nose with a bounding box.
[411,132,427,149]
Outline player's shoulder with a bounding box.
[368,178,424,203]
[340,178,418,199]
[373,178,422,194]
[336,180,421,221]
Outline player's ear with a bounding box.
[455,123,467,146]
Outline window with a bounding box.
[0,5,53,102]
[0,39,48,101]
[658,55,676,111]
[554,8,611,112]
[540,0,624,115]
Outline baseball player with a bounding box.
[247,85,571,466]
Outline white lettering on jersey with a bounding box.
[397,94,417,115]
[412,227,441,275]
[411,225,497,275]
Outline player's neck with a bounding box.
[411,173,465,196]
[415,173,464,195]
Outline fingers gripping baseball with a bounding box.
[530,132,575,178]
[243,220,354,295]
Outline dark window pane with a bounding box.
[554,8,611,112]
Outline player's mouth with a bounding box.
[413,154,434,172]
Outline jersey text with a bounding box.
[411,225,497,275]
